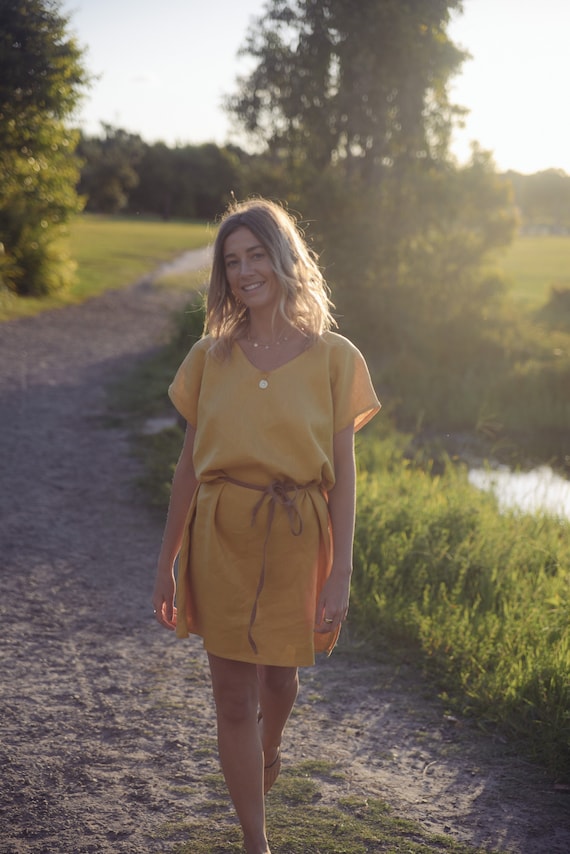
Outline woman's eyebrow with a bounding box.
[224,243,264,259]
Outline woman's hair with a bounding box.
[205,198,336,357]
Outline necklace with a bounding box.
[247,331,289,350]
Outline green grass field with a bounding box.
[495,234,570,309]
[0,214,212,321]
[68,214,212,296]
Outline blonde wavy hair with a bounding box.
[205,198,336,358]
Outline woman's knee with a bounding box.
[216,686,258,723]
[209,655,258,723]
[258,665,298,696]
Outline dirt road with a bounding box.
[0,263,568,853]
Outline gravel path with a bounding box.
[0,257,568,853]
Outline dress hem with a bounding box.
[176,626,339,668]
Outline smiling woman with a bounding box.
[151,197,380,853]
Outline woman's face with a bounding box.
[223,226,281,313]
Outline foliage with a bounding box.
[328,147,517,430]
[76,130,242,221]
[228,0,518,433]
[352,433,570,777]
[129,141,241,220]
[77,124,146,214]
[229,0,467,174]
[0,0,89,296]
[538,285,570,332]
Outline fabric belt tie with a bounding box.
[218,476,314,654]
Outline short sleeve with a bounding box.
[168,338,209,427]
[330,335,381,434]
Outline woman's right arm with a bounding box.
[152,423,198,630]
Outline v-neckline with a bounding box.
[234,337,315,375]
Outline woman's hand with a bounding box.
[316,422,356,633]
[314,567,351,633]
[152,567,177,631]
[151,424,197,632]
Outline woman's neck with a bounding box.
[247,309,291,344]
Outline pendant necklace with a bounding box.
[247,330,287,388]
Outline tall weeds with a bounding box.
[352,433,570,777]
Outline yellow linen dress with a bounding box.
[168,331,380,667]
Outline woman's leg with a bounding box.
[257,665,299,775]
[207,653,269,854]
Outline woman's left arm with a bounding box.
[315,422,356,632]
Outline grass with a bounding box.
[496,234,570,309]
[352,430,570,778]
[0,213,212,321]
[156,761,496,853]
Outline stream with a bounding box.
[468,464,570,521]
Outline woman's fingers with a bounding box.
[153,600,177,631]
[314,601,347,632]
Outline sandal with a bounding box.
[258,711,282,794]
[264,748,281,795]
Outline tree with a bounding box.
[229,0,518,429]
[228,0,477,301]
[0,0,89,296]
[127,142,241,220]
[77,125,146,214]
[229,0,467,182]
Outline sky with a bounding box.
[62,0,570,175]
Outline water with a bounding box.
[468,465,570,520]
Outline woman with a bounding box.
[152,198,380,854]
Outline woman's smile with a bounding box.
[224,226,281,312]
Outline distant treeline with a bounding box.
[506,169,570,233]
[78,125,570,229]
[77,124,283,221]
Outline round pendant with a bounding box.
[258,378,269,389]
